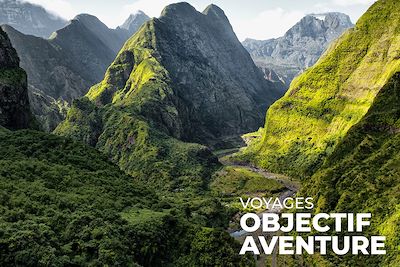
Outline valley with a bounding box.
[216,148,300,267]
[0,0,399,266]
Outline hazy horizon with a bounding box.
[20,0,376,41]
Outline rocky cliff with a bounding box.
[0,27,33,129]
[0,0,66,38]
[243,12,353,85]
[2,12,149,131]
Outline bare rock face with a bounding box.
[0,27,33,130]
[243,12,354,86]
[151,3,285,147]
[118,11,150,36]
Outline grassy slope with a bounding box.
[299,72,400,266]
[0,130,253,266]
[238,0,400,178]
[55,21,219,192]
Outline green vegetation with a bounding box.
[175,227,255,267]
[238,0,400,178]
[233,1,400,265]
[0,130,253,266]
[121,208,170,225]
[0,67,26,86]
[36,13,262,266]
[210,166,286,222]
[55,21,219,193]
[211,166,284,198]
[299,72,400,266]
[56,99,218,192]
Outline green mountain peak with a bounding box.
[56,2,285,191]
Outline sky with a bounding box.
[24,0,376,41]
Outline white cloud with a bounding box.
[313,0,376,25]
[232,8,305,41]
[24,0,76,20]
[332,0,376,6]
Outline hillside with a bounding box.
[298,72,400,266]
[243,13,353,86]
[2,13,149,131]
[239,0,400,178]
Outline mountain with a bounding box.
[55,3,283,189]
[239,0,400,178]
[0,0,67,38]
[2,12,149,131]
[118,10,150,36]
[0,27,34,130]
[243,12,354,85]
[66,14,130,54]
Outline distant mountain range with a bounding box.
[1,8,150,131]
[118,11,150,35]
[0,0,67,38]
[243,12,354,85]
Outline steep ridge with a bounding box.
[239,0,400,178]
[0,27,34,129]
[149,3,284,146]
[56,3,283,189]
[300,72,400,266]
[2,13,149,131]
[243,12,353,85]
[0,0,66,38]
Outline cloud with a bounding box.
[332,0,376,6]
[313,0,376,25]
[24,0,76,20]
[232,8,305,41]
